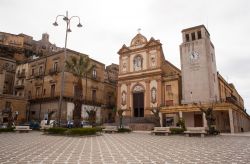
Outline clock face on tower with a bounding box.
[190,51,199,62]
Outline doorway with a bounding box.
[133,92,144,117]
[194,114,203,127]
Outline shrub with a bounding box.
[45,127,101,136]
[95,127,103,132]
[176,118,186,130]
[0,127,14,133]
[118,128,131,133]
[170,128,184,134]
[46,127,68,134]
[68,128,97,136]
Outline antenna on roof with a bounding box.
[137,28,141,34]
[206,15,209,29]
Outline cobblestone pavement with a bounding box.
[0,131,250,164]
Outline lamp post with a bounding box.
[53,11,82,126]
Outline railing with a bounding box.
[17,72,26,78]
[28,95,103,106]
[105,104,115,109]
[226,96,244,109]
[49,68,60,75]
[14,84,24,89]
[34,72,44,78]
[2,108,11,114]
[90,76,101,81]
[34,81,43,86]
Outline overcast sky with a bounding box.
[1,0,250,114]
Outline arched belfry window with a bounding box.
[133,55,143,71]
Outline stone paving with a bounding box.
[0,131,250,164]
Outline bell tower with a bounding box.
[180,25,219,104]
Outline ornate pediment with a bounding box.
[145,37,161,47]
[118,44,130,54]
[49,79,57,83]
[130,33,147,47]
[133,84,144,92]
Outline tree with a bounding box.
[7,108,14,128]
[117,109,125,128]
[199,103,219,135]
[86,106,97,127]
[66,55,94,127]
[46,111,55,125]
[150,107,161,127]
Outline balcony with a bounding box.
[90,76,101,82]
[2,108,11,114]
[105,104,115,109]
[16,72,26,78]
[29,95,60,103]
[49,68,59,75]
[34,72,44,78]
[226,96,244,109]
[14,84,24,89]
[34,81,43,86]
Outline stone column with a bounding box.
[146,50,150,69]
[228,109,235,133]
[179,111,183,119]
[0,74,4,94]
[145,80,150,111]
[157,79,162,106]
[159,112,163,127]
[126,83,131,116]
[117,84,121,109]
[127,58,130,73]
[203,112,207,128]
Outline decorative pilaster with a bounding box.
[157,79,162,106]
[126,82,131,111]
[145,80,150,110]
[146,51,150,69]
[117,83,121,109]
[127,58,130,73]
[159,112,163,127]
[203,112,207,128]
[229,109,235,133]
[179,111,183,119]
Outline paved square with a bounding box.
[0,131,250,164]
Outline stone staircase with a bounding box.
[128,123,155,131]
[115,116,156,131]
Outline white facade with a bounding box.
[180,25,219,104]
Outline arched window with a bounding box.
[92,69,97,79]
[133,55,143,71]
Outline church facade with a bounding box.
[117,25,250,133]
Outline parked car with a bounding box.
[67,120,74,128]
[66,120,92,128]
[40,120,57,129]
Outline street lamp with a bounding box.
[53,11,83,126]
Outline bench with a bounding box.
[184,127,207,137]
[15,126,32,133]
[151,127,170,136]
[103,126,118,133]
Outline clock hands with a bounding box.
[192,53,195,58]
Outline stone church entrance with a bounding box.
[133,92,144,117]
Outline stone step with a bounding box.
[129,123,155,131]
